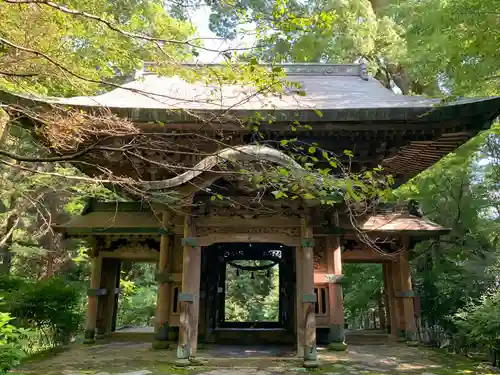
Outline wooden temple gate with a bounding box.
[56,198,447,365]
[6,62,499,367]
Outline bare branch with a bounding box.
[0,71,39,77]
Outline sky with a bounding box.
[188,5,255,63]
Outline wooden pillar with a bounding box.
[386,262,399,339]
[176,214,202,364]
[111,261,121,332]
[382,263,391,334]
[326,234,346,351]
[399,249,417,342]
[295,245,304,357]
[301,216,318,368]
[391,260,405,340]
[295,246,304,357]
[96,258,120,339]
[153,211,172,349]
[84,250,103,344]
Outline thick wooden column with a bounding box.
[176,214,202,364]
[326,235,347,351]
[84,250,103,344]
[386,262,399,339]
[382,263,391,334]
[295,245,304,357]
[153,211,172,349]
[111,262,121,332]
[301,217,318,368]
[96,258,120,339]
[399,249,417,343]
[391,260,405,340]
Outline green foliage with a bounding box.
[225,261,279,322]
[1,276,82,348]
[0,310,30,375]
[453,290,500,365]
[394,130,500,349]
[390,0,500,96]
[342,264,383,325]
[116,263,157,327]
[0,0,195,96]
[208,0,404,66]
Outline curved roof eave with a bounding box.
[2,89,500,125]
[2,67,500,125]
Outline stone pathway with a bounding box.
[12,341,498,375]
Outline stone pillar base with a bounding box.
[95,327,106,340]
[152,341,170,350]
[177,343,190,360]
[174,359,191,367]
[83,329,95,344]
[328,342,348,351]
[174,358,205,367]
[155,322,170,340]
[303,360,320,369]
[152,323,170,350]
[304,342,319,368]
[304,345,317,361]
[328,324,347,351]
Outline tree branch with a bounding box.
[0,134,130,162]
[2,0,252,54]
[0,71,39,77]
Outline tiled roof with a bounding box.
[24,71,435,111]
[2,63,499,123]
[360,213,448,234]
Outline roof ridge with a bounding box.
[140,62,368,80]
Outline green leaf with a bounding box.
[343,149,354,158]
[313,109,323,118]
[278,168,289,176]
[272,190,285,199]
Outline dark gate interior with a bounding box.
[200,242,296,345]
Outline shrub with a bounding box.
[453,290,500,367]
[0,275,25,295]
[7,278,82,347]
[0,311,30,375]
